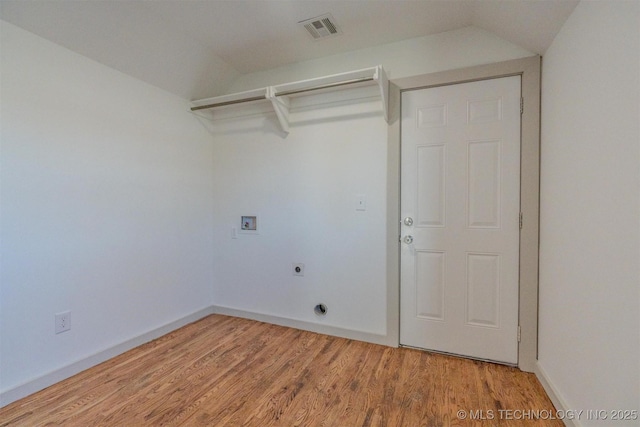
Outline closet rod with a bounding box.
[190,76,374,112]
[191,95,266,111]
[275,76,374,97]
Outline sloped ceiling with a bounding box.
[0,0,578,100]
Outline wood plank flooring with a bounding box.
[0,315,562,426]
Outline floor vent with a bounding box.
[299,14,342,40]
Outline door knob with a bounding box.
[403,217,414,226]
[403,235,414,244]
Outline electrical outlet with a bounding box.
[292,263,305,277]
[55,311,71,334]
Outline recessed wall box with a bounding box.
[239,215,259,235]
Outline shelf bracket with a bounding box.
[373,65,389,122]
[266,86,290,135]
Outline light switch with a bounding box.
[355,194,366,211]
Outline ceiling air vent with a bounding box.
[299,14,342,40]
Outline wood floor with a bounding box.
[1,315,562,426]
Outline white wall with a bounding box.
[206,89,389,338]
[0,22,215,403]
[539,1,640,424]
[210,27,534,343]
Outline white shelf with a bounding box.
[190,65,388,135]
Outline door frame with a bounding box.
[385,56,541,372]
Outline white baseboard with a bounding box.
[0,307,213,408]
[534,361,579,427]
[3,307,571,422]
[2,305,398,408]
[211,304,397,347]
[1,305,395,408]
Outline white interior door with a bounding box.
[400,76,521,364]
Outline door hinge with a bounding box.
[519,212,523,229]
[517,326,522,342]
[520,97,524,115]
